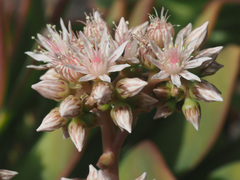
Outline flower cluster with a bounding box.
[26,8,223,179]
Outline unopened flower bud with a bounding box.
[40,68,61,80]
[134,92,158,112]
[154,100,176,119]
[190,80,223,102]
[91,82,112,104]
[182,98,201,130]
[82,112,101,128]
[116,78,148,99]
[171,85,185,101]
[32,79,70,101]
[136,172,147,180]
[84,11,109,43]
[0,169,18,180]
[59,95,82,118]
[37,107,68,132]
[61,177,80,180]
[200,61,223,76]
[139,43,156,70]
[147,8,174,48]
[68,118,86,152]
[86,165,110,180]
[110,103,133,133]
[97,152,115,169]
[153,82,171,100]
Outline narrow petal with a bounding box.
[146,55,161,69]
[108,40,129,64]
[171,74,181,88]
[149,40,164,60]
[151,70,169,80]
[25,52,51,62]
[65,64,89,74]
[99,74,111,83]
[175,23,192,50]
[108,64,130,72]
[100,28,109,54]
[27,64,50,70]
[60,18,69,41]
[78,74,96,82]
[185,57,212,69]
[79,31,94,59]
[180,70,201,82]
[132,21,149,36]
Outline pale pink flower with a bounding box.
[115,17,148,64]
[68,118,86,152]
[148,22,212,88]
[26,19,83,83]
[135,172,147,180]
[110,103,133,133]
[37,107,68,132]
[66,28,130,82]
[0,169,18,180]
[86,165,110,180]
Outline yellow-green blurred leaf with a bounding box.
[15,129,78,180]
[208,161,240,180]
[120,140,176,180]
[174,45,240,173]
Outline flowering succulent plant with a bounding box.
[26,8,223,180]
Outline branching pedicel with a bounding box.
[26,8,223,180]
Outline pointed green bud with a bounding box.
[182,98,201,130]
[153,82,171,100]
[82,112,101,128]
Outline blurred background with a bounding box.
[0,0,240,179]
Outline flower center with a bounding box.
[164,50,183,74]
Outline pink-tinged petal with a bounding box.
[175,23,192,51]
[151,70,169,80]
[185,57,212,69]
[25,52,51,62]
[164,31,174,50]
[60,18,69,41]
[91,82,112,104]
[194,46,223,68]
[108,64,130,72]
[100,28,109,54]
[99,74,111,83]
[171,74,181,88]
[79,31,94,59]
[108,40,129,64]
[40,69,60,80]
[185,21,209,51]
[27,64,50,70]
[115,17,128,44]
[132,21,149,36]
[149,40,164,60]
[78,74,96,82]
[65,64,89,74]
[180,70,201,82]
[146,55,161,69]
